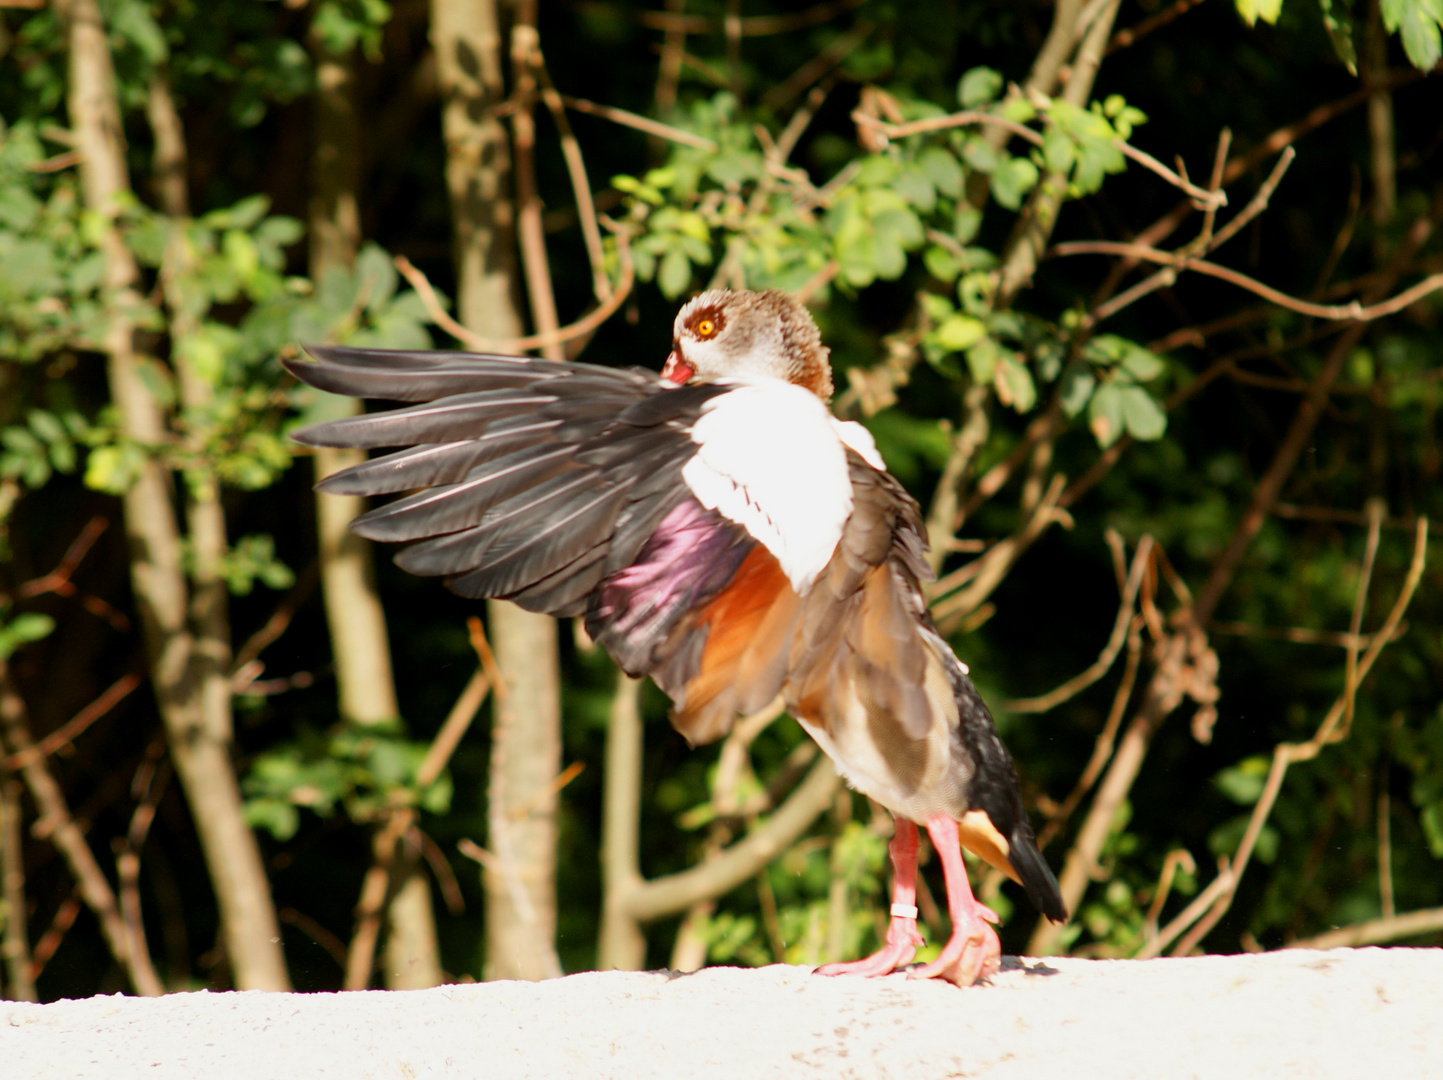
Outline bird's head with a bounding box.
[662,288,834,401]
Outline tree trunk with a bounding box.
[56,0,289,991]
[431,0,564,982]
[382,853,445,989]
[597,675,645,971]
[307,32,443,990]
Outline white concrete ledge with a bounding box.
[2,948,1440,1079]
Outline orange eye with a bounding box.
[696,318,715,337]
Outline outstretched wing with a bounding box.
[291,345,737,617]
[285,345,853,743]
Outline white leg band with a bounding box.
[890,903,919,920]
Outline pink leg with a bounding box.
[909,815,1001,986]
[816,817,927,977]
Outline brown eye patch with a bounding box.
[687,307,724,339]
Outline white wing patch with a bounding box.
[681,377,852,593]
[831,419,886,471]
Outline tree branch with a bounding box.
[394,233,634,354]
[561,95,718,150]
[621,756,840,923]
[0,667,162,995]
[1054,239,1443,323]
[1287,905,1443,950]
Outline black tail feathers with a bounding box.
[1009,820,1067,923]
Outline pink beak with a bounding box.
[661,349,695,386]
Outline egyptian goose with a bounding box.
[287,288,1065,986]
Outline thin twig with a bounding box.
[636,0,865,35]
[1203,148,1296,253]
[852,109,1044,148]
[1142,848,1197,942]
[395,233,634,354]
[279,907,349,969]
[412,826,465,915]
[11,516,128,630]
[27,891,81,982]
[506,761,585,822]
[415,666,489,791]
[1034,615,1144,851]
[1272,502,1443,537]
[116,740,167,996]
[14,516,108,599]
[1106,0,1207,54]
[1194,129,1232,250]
[229,561,319,677]
[0,777,36,999]
[1058,239,1442,323]
[1085,139,1295,328]
[1206,619,1405,649]
[923,385,991,576]
[1287,905,1443,949]
[792,260,838,305]
[510,21,564,364]
[530,52,612,303]
[1005,534,1153,713]
[342,808,414,991]
[2,672,141,771]
[1114,140,1226,208]
[930,474,1069,632]
[759,21,869,112]
[560,95,718,150]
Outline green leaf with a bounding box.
[657,248,692,299]
[354,243,398,313]
[989,157,1039,211]
[1059,367,1096,417]
[918,147,965,198]
[966,338,1003,384]
[1318,0,1358,73]
[1120,385,1168,440]
[993,354,1037,412]
[952,205,982,244]
[202,194,271,232]
[109,0,169,63]
[1236,0,1285,25]
[933,314,986,352]
[961,137,1000,174]
[1214,756,1271,805]
[1085,334,1130,366]
[1088,382,1124,447]
[244,797,300,842]
[1042,129,1076,175]
[895,165,936,213]
[8,613,55,643]
[1382,0,1443,70]
[1121,346,1166,382]
[923,245,960,283]
[84,443,145,495]
[958,66,1004,107]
